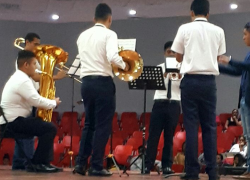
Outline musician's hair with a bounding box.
[244,22,250,32]
[95,3,112,21]
[25,33,40,44]
[164,41,173,51]
[17,50,36,68]
[190,0,209,16]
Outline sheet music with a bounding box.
[118,39,136,51]
[165,57,179,69]
[68,55,81,76]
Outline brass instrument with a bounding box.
[14,38,68,122]
[35,45,68,122]
[113,50,143,81]
[14,37,81,83]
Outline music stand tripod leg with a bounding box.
[111,156,121,177]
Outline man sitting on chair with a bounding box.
[0,50,61,173]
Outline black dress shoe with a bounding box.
[143,167,150,174]
[180,174,199,180]
[46,164,63,172]
[163,167,174,175]
[26,164,58,173]
[88,168,112,176]
[73,165,86,175]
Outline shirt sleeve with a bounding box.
[18,80,56,109]
[171,25,185,54]
[106,31,126,69]
[218,29,226,55]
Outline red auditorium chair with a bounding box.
[174,131,186,145]
[198,132,203,154]
[60,112,80,136]
[227,126,243,138]
[132,131,143,139]
[217,132,234,151]
[126,137,142,153]
[139,112,151,126]
[51,111,60,127]
[112,112,120,132]
[219,113,231,128]
[178,114,184,127]
[113,145,133,170]
[110,137,123,151]
[217,125,223,136]
[174,124,182,135]
[216,115,221,126]
[52,143,64,167]
[173,138,184,157]
[172,164,184,173]
[224,157,234,165]
[120,112,139,135]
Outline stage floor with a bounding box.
[0,166,235,180]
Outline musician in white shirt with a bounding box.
[0,50,61,173]
[74,3,129,177]
[145,41,181,175]
[171,0,226,179]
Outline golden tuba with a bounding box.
[35,45,68,122]
[113,50,143,81]
[14,38,68,122]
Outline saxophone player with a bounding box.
[74,3,129,176]
[0,50,61,173]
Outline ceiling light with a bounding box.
[230,4,238,10]
[129,9,137,15]
[51,14,59,20]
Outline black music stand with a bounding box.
[126,66,165,174]
[58,56,81,168]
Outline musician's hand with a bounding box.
[123,62,130,72]
[54,97,62,107]
[53,71,67,80]
[218,55,230,65]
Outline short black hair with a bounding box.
[164,41,173,51]
[244,22,250,32]
[190,0,209,16]
[17,50,36,68]
[95,3,112,21]
[25,33,40,44]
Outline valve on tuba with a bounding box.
[113,50,143,81]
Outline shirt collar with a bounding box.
[16,70,30,78]
[94,23,106,28]
[194,17,208,22]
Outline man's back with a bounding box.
[77,24,118,78]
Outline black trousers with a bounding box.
[5,116,57,164]
[76,76,115,171]
[181,74,217,179]
[145,100,180,170]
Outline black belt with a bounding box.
[154,99,180,103]
[82,75,112,80]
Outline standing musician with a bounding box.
[171,0,226,179]
[13,33,66,170]
[145,41,181,175]
[0,50,61,172]
[74,3,129,176]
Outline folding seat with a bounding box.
[132,131,143,139]
[217,133,234,151]
[139,112,151,127]
[198,132,203,155]
[174,124,182,135]
[217,125,223,136]
[112,112,120,132]
[54,135,59,143]
[173,138,184,157]
[158,132,164,149]
[60,112,80,136]
[172,164,184,173]
[174,131,186,145]
[110,137,123,151]
[219,113,231,128]
[227,126,243,138]
[216,115,221,126]
[178,114,184,127]
[51,111,60,127]
[113,145,133,172]
[51,143,64,167]
[126,137,142,152]
[223,157,234,165]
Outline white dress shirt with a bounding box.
[171,17,226,75]
[15,59,41,90]
[77,23,126,78]
[153,63,181,101]
[0,70,56,124]
[229,144,247,157]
